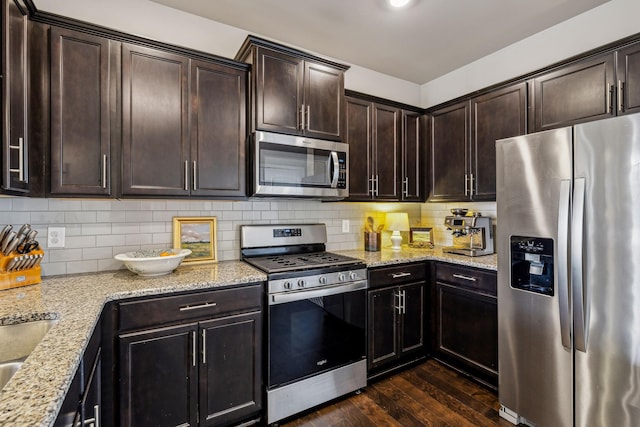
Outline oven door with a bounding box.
[267,280,367,389]
[253,131,348,198]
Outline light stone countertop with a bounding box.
[0,260,266,427]
[0,247,496,426]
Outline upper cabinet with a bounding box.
[532,52,615,131]
[345,92,425,202]
[1,0,46,196]
[617,41,640,115]
[429,82,527,202]
[50,27,115,196]
[236,35,348,141]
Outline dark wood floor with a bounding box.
[281,360,515,427]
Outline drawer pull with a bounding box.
[391,272,412,279]
[453,273,477,282]
[179,301,217,311]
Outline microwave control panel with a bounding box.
[337,153,347,189]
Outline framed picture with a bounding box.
[409,227,434,248]
[172,217,217,264]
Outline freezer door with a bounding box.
[573,113,640,427]
[496,128,573,427]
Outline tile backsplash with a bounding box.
[0,197,421,277]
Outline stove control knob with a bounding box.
[349,272,358,281]
[298,279,306,288]
[338,273,346,282]
[283,281,292,290]
[319,276,327,284]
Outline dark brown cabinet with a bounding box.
[532,52,615,131]
[50,27,115,196]
[122,44,247,198]
[1,0,46,196]
[429,83,526,201]
[116,285,263,427]
[617,41,640,115]
[346,93,423,201]
[368,262,427,378]
[433,263,497,388]
[237,36,347,141]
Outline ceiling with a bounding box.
[150,0,609,84]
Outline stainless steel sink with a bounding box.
[0,319,58,390]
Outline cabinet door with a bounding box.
[372,103,400,200]
[471,83,527,201]
[368,287,398,369]
[429,101,469,201]
[399,283,425,354]
[199,311,262,426]
[190,60,246,197]
[345,97,372,200]
[304,61,343,140]
[118,323,198,427]
[435,283,498,382]
[533,52,615,131]
[50,27,112,196]
[255,47,303,135]
[121,43,189,196]
[401,110,424,201]
[617,42,640,115]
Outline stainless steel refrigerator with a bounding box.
[496,113,640,427]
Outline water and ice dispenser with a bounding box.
[510,236,554,296]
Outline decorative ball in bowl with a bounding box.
[114,248,192,277]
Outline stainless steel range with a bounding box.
[241,224,367,424]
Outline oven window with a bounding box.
[268,289,366,388]
[259,142,332,187]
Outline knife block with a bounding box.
[0,248,43,291]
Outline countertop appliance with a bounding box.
[442,210,494,256]
[496,113,640,427]
[249,131,348,199]
[240,223,367,424]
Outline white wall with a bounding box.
[34,0,421,107]
[421,0,640,108]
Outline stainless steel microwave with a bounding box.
[250,131,349,199]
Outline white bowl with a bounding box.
[114,248,192,277]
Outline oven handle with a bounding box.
[330,151,339,188]
[268,280,368,305]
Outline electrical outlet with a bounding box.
[48,227,66,248]
[342,219,350,233]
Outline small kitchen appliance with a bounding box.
[240,223,367,424]
[442,210,494,256]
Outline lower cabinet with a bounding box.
[115,284,263,427]
[368,262,427,378]
[433,263,497,388]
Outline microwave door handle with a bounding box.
[330,151,339,188]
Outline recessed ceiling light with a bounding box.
[388,0,411,8]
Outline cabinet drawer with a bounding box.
[118,284,263,331]
[369,262,426,289]
[436,263,496,295]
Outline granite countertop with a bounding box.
[337,245,498,271]
[0,247,496,426]
[0,260,266,427]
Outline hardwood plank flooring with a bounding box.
[281,360,515,427]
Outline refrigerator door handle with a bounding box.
[572,177,588,352]
[558,179,572,349]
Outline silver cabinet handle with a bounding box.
[452,273,476,282]
[201,329,207,364]
[403,177,409,198]
[572,177,588,352]
[192,161,197,191]
[84,404,99,427]
[618,80,624,113]
[607,84,613,114]
[192,330,197,367]
[306,104,310,130]
[394,291,403,314]
[184,160,189,191]
[300,104,306,131]
[369,175,375,197]
[391,272,411,279]
[375,174,379,196]
[102,154,107,189]
[179,301,217,311]
[557,179,571,349]
[9,137,27,182]
[469,173,475,197]
[464,174,469,196]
